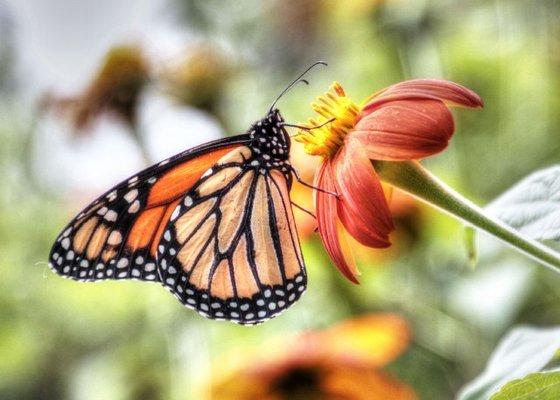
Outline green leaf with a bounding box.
[490,372,560,400]
[486,166,560,242]
[457,326,560,400]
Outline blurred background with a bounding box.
[1,0,560,399]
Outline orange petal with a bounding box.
[352,99,454,161]
[362,78,483,112]
[333,142,394,246]
[290,142,320,239]
[319,313,411,367]
[325,367,417,400]
[315,160,360,283]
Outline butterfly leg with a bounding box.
[290,166,339,198]
[290,201,316,219]
[284,117,336,133]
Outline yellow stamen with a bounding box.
[294,82,360,158]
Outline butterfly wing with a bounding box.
[156,145,306,325]
[48,135,249,283]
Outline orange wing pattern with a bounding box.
[49,137,246,283]
[157,146,306,325]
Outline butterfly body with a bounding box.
[49,108,306,325]
[246,109,292,179]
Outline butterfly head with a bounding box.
[248,108,291,160]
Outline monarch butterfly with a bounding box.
[48,63,327,325]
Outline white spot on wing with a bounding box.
[107,231,122,245]
[124,189,138,203]
[170,206,180,221]
[128,200,141,213]
[104,210,118,222]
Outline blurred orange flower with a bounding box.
[45,44,150,132]
[161,44,233,118]
[207,314,415,400]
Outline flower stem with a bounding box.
[374,160,560,273]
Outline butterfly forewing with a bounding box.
[157,145,306,324]
[49,136,247,283]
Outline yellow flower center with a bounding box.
[295,82,360,158]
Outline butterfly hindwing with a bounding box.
[156,144,307,325]
[48,136,248,283]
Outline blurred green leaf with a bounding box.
[486,166,560,242]
[489,372,560,400]
[458,326,560,400]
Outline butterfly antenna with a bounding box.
[269,61,328,111]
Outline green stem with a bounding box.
[374,160,560,273]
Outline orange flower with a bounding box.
[290,142,424,264]
[349,189,426,265]
[296,80,483,282]
[208,314,415,400]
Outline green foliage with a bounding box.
[487,166,560,242]
[458,326,560,400]
[490,372,560,400]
